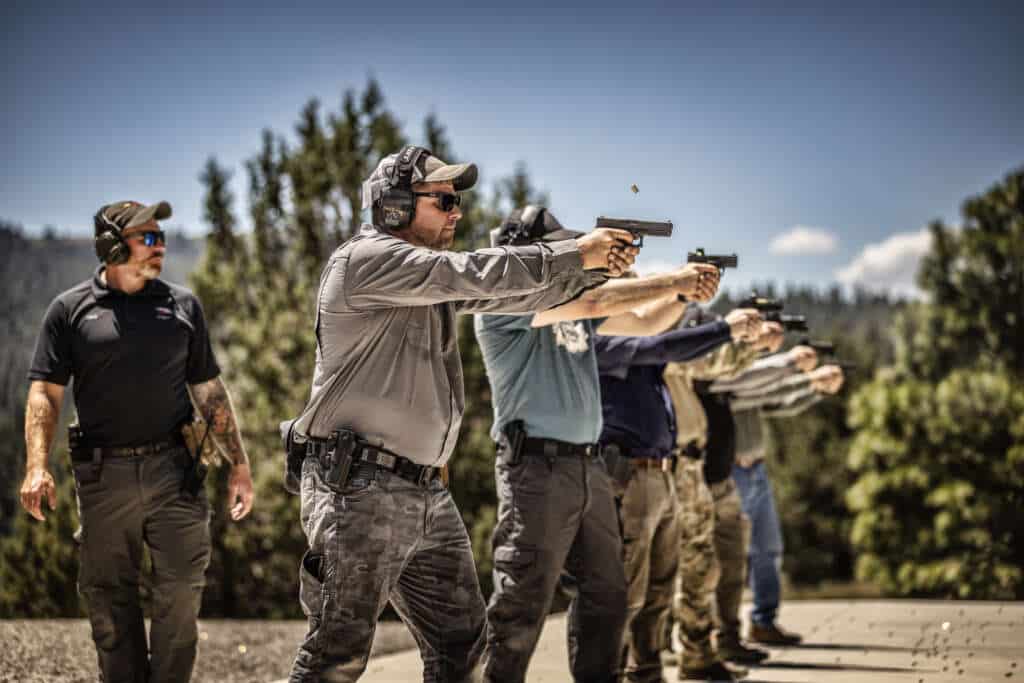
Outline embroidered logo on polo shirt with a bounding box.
[553,321,589,354]
[84,312,105,321]
[155,306,173,320]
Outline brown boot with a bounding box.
[748,622,803,646]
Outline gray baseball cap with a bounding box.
[361,150,478,210]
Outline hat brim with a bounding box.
[540,228,585,241]
[420,162,478,191]
[125,201,172,229]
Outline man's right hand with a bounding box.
[724,308,762,341]
[675,263,720,302]
[576,228,639,276]
[788,345,819,371]
[20,466,57,521]
[753,321,785,352]
[810,364,845,393]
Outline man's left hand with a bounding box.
[227,463,254,521]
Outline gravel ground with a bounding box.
[0,619,416,683]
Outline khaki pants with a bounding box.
[617,465,679,682]
[710,477,751,646]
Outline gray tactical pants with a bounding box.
[617,465,679,683]
[73,446,211,683]
[289,458,486,682]
[484,450,628,683]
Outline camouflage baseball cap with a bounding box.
[94,200,172,235]
[361,150,478,210]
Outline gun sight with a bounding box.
[687,248,738,270]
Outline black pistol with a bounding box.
[595,216,673,247]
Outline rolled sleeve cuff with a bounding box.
[543,239,584,276]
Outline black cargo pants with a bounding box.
[72,446,211,683]
[484,446,628,683]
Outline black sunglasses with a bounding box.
[413,192,462,212]
[128,230,166,247]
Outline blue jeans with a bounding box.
[731,460,783,626]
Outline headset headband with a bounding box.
[392,145,430,193]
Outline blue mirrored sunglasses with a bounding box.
[129,230,166,247]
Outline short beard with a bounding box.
[138,262,162,280]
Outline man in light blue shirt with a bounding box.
[475,206,721,683]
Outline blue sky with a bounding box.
[3,0,1022,296]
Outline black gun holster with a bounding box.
[280,421,360,494]
[498,420,526,466]
[68,424,103,485]
[601,443,634,491]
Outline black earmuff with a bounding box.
[93,209,130,264]
[377,145,431,230]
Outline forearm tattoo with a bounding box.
[25,387,59,470]
[189,378,249,466]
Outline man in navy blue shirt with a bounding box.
[596,307,760,682]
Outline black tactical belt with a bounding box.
[521,436,602,459]
[71,435,182,463]
[305,439,441,487]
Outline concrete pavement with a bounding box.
[350,600,1023,682]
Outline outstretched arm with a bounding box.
[188,377,254,520]
[19,380,64,521]
[533,263,720,332]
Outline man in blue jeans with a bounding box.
[725,360,845,645]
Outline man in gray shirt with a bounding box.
[475,206,721,683]
[286,147,637,682]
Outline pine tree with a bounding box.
[845,167,1024,598]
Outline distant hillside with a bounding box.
[0,225,203,528]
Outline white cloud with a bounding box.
[769,226,838,255]
[835,228,933,299]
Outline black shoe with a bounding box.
[749,621,803,646]
[717,638,770,664]
[679,660,748,681]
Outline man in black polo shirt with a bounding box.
[19,200,254,683]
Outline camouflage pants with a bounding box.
[618,465,679,682]
[289,458,486,682]
[710,477,751,647]
[670,457,720,670]
[74,447,211,683]
[485,451,628,683]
